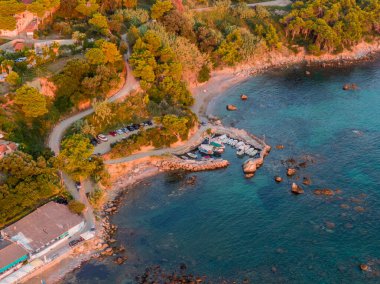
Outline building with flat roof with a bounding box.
[0,239,28,275]
[1,202,84,257]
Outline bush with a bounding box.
[197,65,210,83]
[68,200,85,215]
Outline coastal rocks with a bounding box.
[242,158,264,178]
[241,94,248,100]
[114,256,127,265]
[343,83,358,90]
[274,176,283,183]
[226,104,237,111]
[291,182,304,194]
[287,168,297,176]
[276,145,285,150]
[314,189,335,196]
[185,175,197,185]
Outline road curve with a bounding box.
[48,39,138,155]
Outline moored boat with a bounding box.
[198,144,214,155]
[187,152,198,159]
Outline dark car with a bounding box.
[132,124,140,129]
[122,127,129,133]
[69,239,81,247]
[75,182,81,190]
[90,138,99,146]
[145,120,153,126]
[127,126,134,131]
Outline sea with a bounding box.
[64,58,380,283]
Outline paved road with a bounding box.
[193,0,292,11]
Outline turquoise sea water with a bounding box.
[65,59,380,283]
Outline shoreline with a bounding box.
[26,40,380,283]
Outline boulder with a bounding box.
[287,168,296,176]
[360,264,369,271]
[274,176,283,183]
[276,145,285,150]
[241,94,248,101]
[245,173,255,178]
[314,189,334,196]
[243,159,257,174]
[226,104,237,111]
[291,183,304,194]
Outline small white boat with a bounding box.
[181,155,189,160]
[237,149,245,156]
[213,147,224,154]
[187,152,198,159]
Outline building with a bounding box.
[0,140,17,159]
[1,202,84,258]
[0,239,28,276]
[0,11,37,38]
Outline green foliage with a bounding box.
[89,12,109,33]
[85,48,106,65]
[150,0,173,20]
[197,64,210,83]
[88,186,105,209]
[75,0,99,17]
[0,0,25,30]
[56,134,97,181]
[0,152,61,227]
[68,200,85,214]
[123,0,137,9]
[281,0,380,53]
[5,71,21,87]
[14,85,48,118]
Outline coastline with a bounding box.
[26,40,380,283]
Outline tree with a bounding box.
[123,0,137,8]
[72,31,86,45]
[5,71,21,87]
[85,48,106,65]
[14,85,48,118]
[198,64,210,83]
[68,200,85,214]
[89,12,109,33]
[92,99,114,126]
[101,42,122,64]
[75,0,99,16]
[56,134,96,181]
[150,0,173,20]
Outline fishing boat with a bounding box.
[198,144,214,155]
[187,152,198,159]
[210,141,225,149]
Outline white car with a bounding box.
[97,134,108,142]
[116,129,124,135]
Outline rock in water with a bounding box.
[276,145,285,150]
[243,159,258,178]
[226,104,237,111]
[241,94,248,100]
[274,176,283,183]
[343,83,359,90]
[287,168,297,176]
[291,182,304,194]
[302,177,311,185]
[360,264,369,271]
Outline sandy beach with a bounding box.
[22,39,380,284]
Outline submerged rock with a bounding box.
[291,182,304,194]
[360,264,370,271]
[241,94,248,100]
[276,145,285,150]
[302,177,312,186]
[314,189,334,196]
[343,83,358,90]
[226,104,237,111]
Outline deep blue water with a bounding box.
[65,60,380,283]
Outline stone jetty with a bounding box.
[156,157,229,172]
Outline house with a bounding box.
[1,202,84,258]
[0,140,17,159]
[0,239,28,276]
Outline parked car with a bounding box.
[109,131,117,137]
[145,120,153,126]
[132,124,140,130]
[69,237,84,247]
[116,129,124,135]
[127,126,134,131]
[97,134,108,142]
[75,182,81,190]
[122,127,129,133]
[90,138,99,146]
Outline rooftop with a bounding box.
[0,239,28,270]
[2,202,83,252]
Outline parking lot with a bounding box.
[92,121,153,155]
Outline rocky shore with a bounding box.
[155,157,229,171]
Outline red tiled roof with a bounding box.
[25,21,38,33]
[13,42,25,51]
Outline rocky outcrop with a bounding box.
[302,177,311,186]
[242,158,264,178]
[291,182,304,194]
[226,104,237,111]
[314,189,335,196]
[156,158,229,172]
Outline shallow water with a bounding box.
[65,60,380,283]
